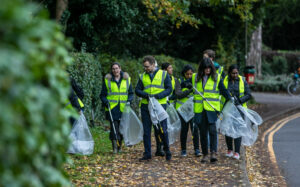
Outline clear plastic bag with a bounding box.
[67,112,94,155]
[120,104,143,146]
[148,97,169,124]
[216,101,248,138]
[237,105,263,126]
[241,117,258,146]
[166,103,181,145]
[177,97,195,123]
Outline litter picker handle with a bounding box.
[108,104,120,146]
[192,86,223,120]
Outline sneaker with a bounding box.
[139,156,151,162]
[225,150,234,157]
[210,152,218,163]
[201,155,209,163]
[166,151,172,161]
[181,150,187,157]
[155,150,165,157]
[194,149,202,157]
[233,152,240,160]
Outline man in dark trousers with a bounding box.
[135,55,172,161]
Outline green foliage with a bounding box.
[65,126,114,184]
[263,0,300,50]
[0,0,73,186]
[68,53,104,125]
[250,74,292,92]
[262,55,288,75]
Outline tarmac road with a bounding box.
[252,92,300,120]
[273,117,300,186]
[253,92,300,186]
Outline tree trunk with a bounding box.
[56,0,68,22]
[247,23,262,78]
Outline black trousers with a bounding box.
[109,120,123,141]
[225,136,242,154]
[197,112,217,155]
[180,115,200,151]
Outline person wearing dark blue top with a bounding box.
[135,55,172,161]
[100,62,134,153]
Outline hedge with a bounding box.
[0,0,73,186]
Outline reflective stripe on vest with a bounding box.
[105,76,130,112]
[175,78,192,109]
[192,73,221,113]
[221,75,247,109]
[140,70,167,104]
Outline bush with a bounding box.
[0,0,73,186]
[250,74,292,92]
[68,53,104,126]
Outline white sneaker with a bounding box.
[233,152,240,160]
[225,150,233,157]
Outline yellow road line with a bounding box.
[262,112,300,144]
[268,112,300,168]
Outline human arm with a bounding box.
[135,78,149,99]
[175,78,193,99]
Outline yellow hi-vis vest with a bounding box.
[192,73,221,113]
[140,69,167,104]
[105,75,131,112]
[78,98,84,108]
[169,75,176,104]
[171,75,175,91]
[175,78,192,109]
[221,75,247,109]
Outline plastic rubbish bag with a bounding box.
[177,97,195,123]
[166,103,181,145]
[67,112,94,155]
[216,101,248,138]
[120,104,143,146]
[148,97,169,124]
[242,118,258,146]
[236,105,263,126]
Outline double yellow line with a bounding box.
[262,112,300,180]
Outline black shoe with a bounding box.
[165,151,172,161]
[210,152,218,163]
[155,150,165,156]
[139,156,151,162]
[201,155,209,163]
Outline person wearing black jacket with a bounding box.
[174,65,201,157]
[100,62,134,153]
[135,56,172,161]
[223,64,252,160]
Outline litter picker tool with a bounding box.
[108,104,120,147]
[148,97,163,142]
[192,86,223,120]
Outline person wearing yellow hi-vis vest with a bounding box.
[174,65,202,157]
[100,62,133,154]
[192,58,231,163]
[222,64,252,160]
[135,56,172,161]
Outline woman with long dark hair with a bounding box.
[192,57,230,163]
[222,64,252,160]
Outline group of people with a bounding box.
[99,49,252,163]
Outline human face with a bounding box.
[184,69,193,79]
[204,67,211,75]
[143,61,156,73]
[166,65,173,75]
[230,68,239,80]
[112,64,121,77]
